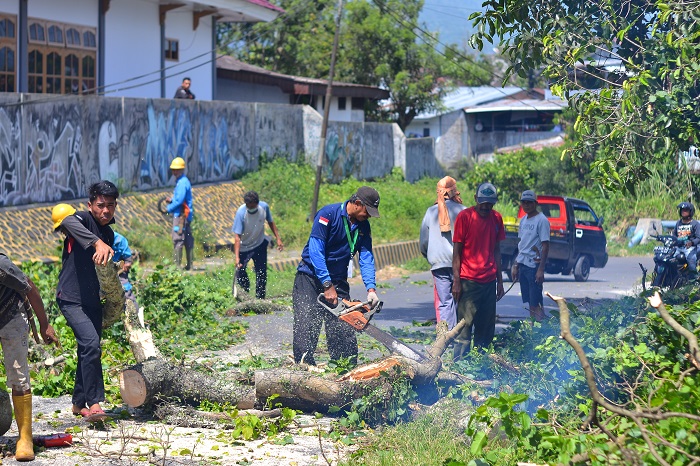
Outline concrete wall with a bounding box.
[0,93,437,207]
[406,137,444,182]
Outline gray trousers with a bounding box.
[292,272,357,366]
[432,267,457,329]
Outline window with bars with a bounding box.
[164,39,179,61]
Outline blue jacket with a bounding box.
[298,202,376,290]
[166,174,193,222]
[112,231,133,292]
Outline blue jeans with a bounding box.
[431,267,457,329]
[518,264,543,307]
[682,246,698,272]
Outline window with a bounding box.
[0,15,15,92]
[28,50,43,93]
[23,19,97,95]
[573,205,599,226]
[46,52,61,94]
[0,17,15,39]
[65,28,80,46]
[48,25,64,44]
[423,128,430,137]
[351,97,364,110]
[29,22,45,43]
[64,54,79,94]
[338,97,346,110]
[83,30,96,48]
[164,39,179,61]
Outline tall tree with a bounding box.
[218,0,492,130]
[469,0,700,194]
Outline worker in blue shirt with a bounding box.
[112,231,138,308]
[165,157,194,270]
[293,186,381,366]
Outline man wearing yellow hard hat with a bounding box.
[165,157,194,270]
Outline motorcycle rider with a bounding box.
[672,202,700,278]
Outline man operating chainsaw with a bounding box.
[293,186,381,366]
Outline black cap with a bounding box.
[356,186,380,217]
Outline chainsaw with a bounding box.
[317,294,426,362]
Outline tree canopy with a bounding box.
[470,0,700,194]
[218,0,493,130]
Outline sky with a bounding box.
[418,0,495,54]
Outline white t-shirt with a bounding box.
[515,212,550,268]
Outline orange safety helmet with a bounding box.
[52,204,76,230]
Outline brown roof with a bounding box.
[216,56,390,99]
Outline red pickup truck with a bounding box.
[500,195,608,282]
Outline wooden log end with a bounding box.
[336,358,402,382]
[120,369,149,408]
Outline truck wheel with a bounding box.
[574,255,591,282]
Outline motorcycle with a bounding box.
[650,234,693,288]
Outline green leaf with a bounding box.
[470,431,488,456]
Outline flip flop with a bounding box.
[72,408,90,418]
[84,408,111,423]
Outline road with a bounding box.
[352,256,654,332]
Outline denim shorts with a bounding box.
[519,264,543,307]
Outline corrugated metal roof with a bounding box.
[414,86,524,119]
[216,56,389,99]
[464,98,567,113]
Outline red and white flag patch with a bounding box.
[318,216,329,226]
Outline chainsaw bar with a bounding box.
[362,324,426,362]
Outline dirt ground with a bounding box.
[0,264,425,465]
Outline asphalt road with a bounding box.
[352,255,654,332]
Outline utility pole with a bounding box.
[309,0,343,220]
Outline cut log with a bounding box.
[94,261,127,328]
[119,358,255,409]
[122,299,162,364]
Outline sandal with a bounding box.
[72,408,90,418]
[85,407,111,423]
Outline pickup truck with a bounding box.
[500,195,608,282]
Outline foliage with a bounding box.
[218,0,492,130]
[469,0,700,194]
[134,264,248,359]
[241,158,440,248]
[204,397,297,442]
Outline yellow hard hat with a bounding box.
[169,157,186,170]
[52,204,76,230]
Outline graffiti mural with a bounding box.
[0,94,402,207]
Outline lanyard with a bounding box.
[342,216,359,257]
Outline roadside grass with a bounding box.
[340,402,519,466]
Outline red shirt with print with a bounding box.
[452,206,505,283]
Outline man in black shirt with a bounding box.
[55,180,119,421]
[173,77,195,99]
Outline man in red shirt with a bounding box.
[451,182,505,361]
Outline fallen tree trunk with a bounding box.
[120,358,255,409]
[255,320,465,412]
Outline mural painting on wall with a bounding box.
[324,127,361,183]
[0,101,85,207]
[0,104,21,206]
[144,101,193,187]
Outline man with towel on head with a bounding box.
[419,176,466,329]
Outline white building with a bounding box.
[216,56,389,122]
[0,0,282,100]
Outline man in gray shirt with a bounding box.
[232,191,283,299]
[511,190,550,321]
[419,177,466,329]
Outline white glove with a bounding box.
[367,291,380,308]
